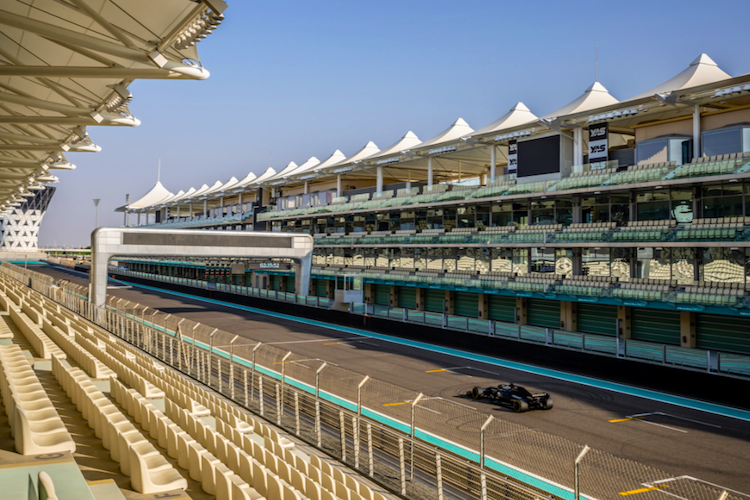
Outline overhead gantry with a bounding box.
[0,0,227,215]
[89,228,312,307]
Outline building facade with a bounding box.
[0,187,56,252]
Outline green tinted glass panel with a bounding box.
[314,279,328,297]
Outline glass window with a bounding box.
[512,249,528,276]
[457,248,474,271]
[401,248,415,270]
[456,207,475,228]
[701,248,744,284]
[530,248,555,273]
[414,248,427,270]
[476,247,491,274]
[636,140,668,165]
[427,209,444,229]
[636,248,671,280]
[555,249,573,277]
[427,248,442,270]
[611,248,631,282]
[442,247,457,272]
[702,127,741,157]
[583,248,610,276]
[491,248,513,273]
[491,204,512,227]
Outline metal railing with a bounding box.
[0,261,742,500]
[106,268,750,379]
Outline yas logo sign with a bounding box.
[588,123,608,162]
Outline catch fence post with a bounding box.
[410,393,424,480]
[315,363,327,448]
[356,376,370,471]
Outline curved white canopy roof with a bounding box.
[317,142,380,172]
[283,157,320,178]
[2,0,225,215]
[159,190,185,206]
[470,103,539,137]
[231,172,258,190]
[184,183,212,201]
[543,82,619,120]
[304,150,347,175]
[239,167,277,188]
[121,181,173,210]
[363,131,422,162]
[170,187,197,204]
[198,180,225,199]
[628,54,731,101]
[269,162,299,181]
[213,176,243,197]
[416,118,474,150]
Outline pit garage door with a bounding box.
[454,292,477,317]
[489,295,515,323]
[696,313,750,354]
[398,287,417,309]
[374,284,390,306]
[577,303,617,336]
[425,289,444,313]
[631,309,680,345]
[527,298,559,329]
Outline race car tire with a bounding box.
[543,398,554,410]
[470,387,481,400]
[513,400,529,413]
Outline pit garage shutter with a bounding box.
[577,303,617,336]
[696,313,750,354]
[285,277,295,293]
[272,275,281,291]
[489,295,515,322]
[374,284,390,306]
[314,279,328,297]
[425,289,444,313]
[631,308,680,345]
[454,292,478,317]
[398,287,417,309]
[527,299,559,329]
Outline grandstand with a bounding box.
[0,262,396,500]
[117,53,750,362]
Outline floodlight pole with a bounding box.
[93,198,101,228]
[575,445,590,500]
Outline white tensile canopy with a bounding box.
[198,180,225,199]
[628,54,731,101]
[236,167,278,191]
[169,187,197,205]
[470,103,539,138]
[115,181,172,212]
[543,82,619,120]
[415,118,474,151]
[363,131,422,162]
[2,0,225,215]
[297,150,347,178]
[283,157,321,178]
[316,142,380,173]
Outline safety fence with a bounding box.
[1,261,740,500]
[113,268,749,379]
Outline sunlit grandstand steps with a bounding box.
[0,269,394,500]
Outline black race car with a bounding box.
[467,383,553,412]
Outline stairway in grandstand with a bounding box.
[0,272,394,500]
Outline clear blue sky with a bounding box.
[40,0,750,246]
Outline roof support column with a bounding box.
[204,200,207,216]
[336,175,342,198]
[573,127,584,167]
[490,146,496,182]
[427,157,433,187]
[123,210,127,227]
[137,213,141,226]
[177,205,180,218]
[220,197,224,208]
[376,166,383,195]
[304,180,308,194]
[189,202,193,217]
[693,105,701,159]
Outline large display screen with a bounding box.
[517,135,560,177]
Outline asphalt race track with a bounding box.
[36,265,750,493]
